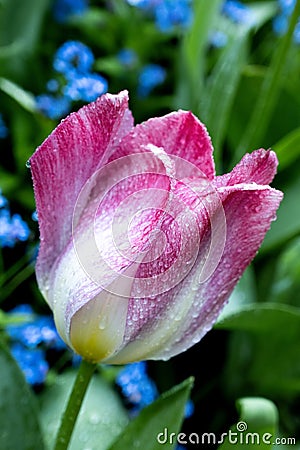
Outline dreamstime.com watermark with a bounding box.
[156,422,296,446]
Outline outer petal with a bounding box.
[30,91,133,300]
[112,110,215,180]
[106,183,283,363]
[51,148,176,359]
[215,149,279,187]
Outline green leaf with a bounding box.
[39,369,128,450]
[236,0,300,158]
[0,167,19,192]
[0,0,50,80]
[227,68,300,161]
[273,126,300,170]
[0,341,45,450]
[0,0,49,54]
[216,302,300,332]
[199,30,248,171]
[0,309,33,327]
[199,2,277,169]
[217,303,300,395]
[176,0,223,110]
[270,236,300,307]
[216,267,256,323]
[218,397,278,449]
[261,175,300,252]
[109,377,194,450]
[10,109,39,173]
[0,77,37,112]
[247,2,278,30]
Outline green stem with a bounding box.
[236,0,300,157]
[53,359,96,450]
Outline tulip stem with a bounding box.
[53,359,97,450]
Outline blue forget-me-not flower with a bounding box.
[36,41,108,119]
[53,0,89,23]
[6,305,66,385]
[116,361,159,415]
[273,0,300,43]
[138,64,166,97]
[0,192,30,248]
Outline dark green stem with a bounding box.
[53,359,96,450]
[236,0,300,157]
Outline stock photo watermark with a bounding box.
[156,421,296,446]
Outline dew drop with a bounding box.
[89,412,101,425]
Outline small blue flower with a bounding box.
[116,362,158,413]
[7,305,66,350]
[0,209,30,248]
[273,13,289,35]
[294,20,300,43]
[127,0,192,32]
[72,353,82,367]
[138,64,166,97]
[46,79,60,93]
[53,41,95,75]
[210,30,228,48]
[154,0,193,32]
[36,94,71,120]
[64,72,108,102]
[273,0,300,43]
[0,113,8,139]
[222,0,256,25]
[53,0,89,23]
[278,0,296,16]
[11,343,49,385]
[118,49,138,67]
[32,210,38,222]
[184,399,194,418]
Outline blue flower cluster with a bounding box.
[126,0,193,33]
[36,41,108,119]
[116,361,159,415]
[6,305,66,385]
[117,48,138,67]
[273,0,300,43]
[0,113,8,139]
[0,191,30,248]
[138,64,166,97]
[116,360,194,427]
[53,0,89,23]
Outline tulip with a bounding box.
[30,91,283,363]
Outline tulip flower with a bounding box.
[30,91,283,363]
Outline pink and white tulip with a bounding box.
[30,91,283,363]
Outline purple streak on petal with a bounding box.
[30,91,134,299]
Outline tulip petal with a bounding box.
[112,110,215,180]
[49,147,177,355]
[106,183,283,363]
[30,91,133,300]
[215,149,279,187]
